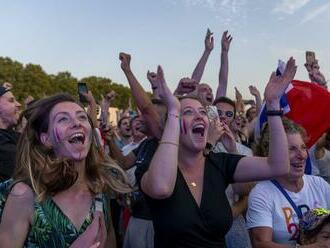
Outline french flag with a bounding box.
[256,61,330,174]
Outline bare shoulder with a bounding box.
[7,182,34,217]
[9,182,34,200]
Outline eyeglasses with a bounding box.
[217,109,234,118]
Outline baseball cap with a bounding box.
[0,86,11,97]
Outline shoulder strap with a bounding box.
[271,179,303,219]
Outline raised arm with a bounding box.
[234,87,245,115]
[82,90,98,128]
[216,30,232,99]
[191,28,214,83]
[249,85,262,115]
[234,57,297,182]
[141,66,181,199]
[119,53,162,139]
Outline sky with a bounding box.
[0,0,330,99]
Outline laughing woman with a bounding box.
[138,58,297,248]
[0,94,132,248]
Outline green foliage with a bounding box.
[0,57,135,109]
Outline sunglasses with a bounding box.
[217,109,234,118]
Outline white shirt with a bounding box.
[246,175,330,245]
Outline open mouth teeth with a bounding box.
[206,97,213,102]
[68,133,85,144]
[192,124,205,137]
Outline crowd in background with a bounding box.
[0,29,329,248]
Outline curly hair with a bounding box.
[13,93,132,201]
[255,118,308,157]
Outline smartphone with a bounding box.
[78,82,88,103]
[306,51,316,65]
[206,105,219,121]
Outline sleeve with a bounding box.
[209,152,244,185]
[134,139,158,186]
[315,176,330,208]
[246,183,274,229]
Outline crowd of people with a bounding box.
[0,29,329,248]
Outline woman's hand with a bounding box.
[155,65,180,113]
[220,122,237,153]
[69,212,107,248]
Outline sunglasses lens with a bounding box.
[226,111,234,118]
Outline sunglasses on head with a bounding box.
[217,109,234,118]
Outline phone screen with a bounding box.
[78,83,88,102]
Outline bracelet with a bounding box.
[266,110,283,116]
[168,112,180,118]
[159,141,179,146]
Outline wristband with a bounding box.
[168,112,180,119]
[266,110,283,116]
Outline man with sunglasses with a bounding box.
[213,96,236,126]
[209,96,253,248]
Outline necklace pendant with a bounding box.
[191,182,197,187]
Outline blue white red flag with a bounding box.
[255,61,330,174]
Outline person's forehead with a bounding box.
[287,133,304,146]
[51,101,84,115]
[181,98,203,109]
[216,102,234,111]
[0,91,15,100]
[199,84,212,91]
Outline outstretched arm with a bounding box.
[191,28,214,83]
[234,57,297,182]
[119,53,162,139]
[216,31,232,99]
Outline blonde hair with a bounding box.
[14,94,132,201]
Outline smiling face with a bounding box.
[40,101,92,161]
[180,98,209,153]
[118,117,132,138]
[0,91,21,128]
[287,133,308,179]
[197,83,214,106]
[131,116,146,141]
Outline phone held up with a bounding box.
[78,82,88,103]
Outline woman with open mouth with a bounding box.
[138,58,299,248]
[0,93,132,247]
[247,118,330,247]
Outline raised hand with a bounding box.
[69,212,106,248]
[221,30,232,52]
[248,85,260,97]
[220,122,237,153]
[119,52,131,72]
[81,90,96,105]
[147,70,158,90]
[2,82,13,90]
[174,77,198,96]
[105,91,116,102]
[156,65,180,112]
[207,119,224,146]
[264,57,297,105]
[205,28,214,52]
[234,87,243,100]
